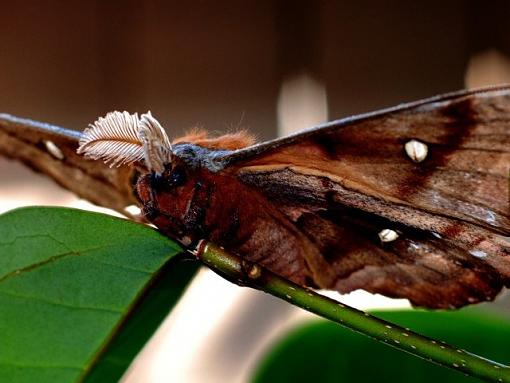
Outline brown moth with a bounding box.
[1,86,509,309]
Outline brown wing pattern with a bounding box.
[228,87,510,308]
[0,114,139,218]
[1,87,509,308]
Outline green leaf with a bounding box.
[83,258,198,382]
[252,308,510,383]
[0,206,194,383]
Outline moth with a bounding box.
[1,86,509,309]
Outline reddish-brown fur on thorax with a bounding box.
[172,128,255,150]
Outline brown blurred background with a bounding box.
[1,1,510,137]
[1,1,510,382]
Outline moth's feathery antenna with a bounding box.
[77,110,172,173]
[139,111,172,174]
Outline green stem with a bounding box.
[195,241,510,383]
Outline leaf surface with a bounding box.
[0,207,191,382]
[252,308,510,383]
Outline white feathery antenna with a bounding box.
[77,111,172,173]
[139,111,172,174]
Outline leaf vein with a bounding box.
[91,258,153,274]
[0,361,83,370]
[0,289,123,314]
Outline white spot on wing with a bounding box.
[44,140,64,160]
[404,139,428,163]
[485,210,497,225]
[124,204,141,216]
[378,229,399,243]
[469,250,487,259]
[407,241,421,252]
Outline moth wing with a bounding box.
[223,86,510,308]
[290,208,506,308]
[0,114,140,218]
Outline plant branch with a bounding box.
[194,241,510,383]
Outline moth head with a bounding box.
[77,111,195,239]
[77,110,172,174]
[136,160,199,242]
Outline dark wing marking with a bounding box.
[237,167,509,308]
[222,85,510,164]
[0,114,140,218]
[226,85,510,234]
[299,204,505,309]
[226,86,510,308]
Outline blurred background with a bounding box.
[1,1,510,382]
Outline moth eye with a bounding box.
[170,167,187,187]
[378,229,399,243]
[150,172,168,191]
[404,139,428,163]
